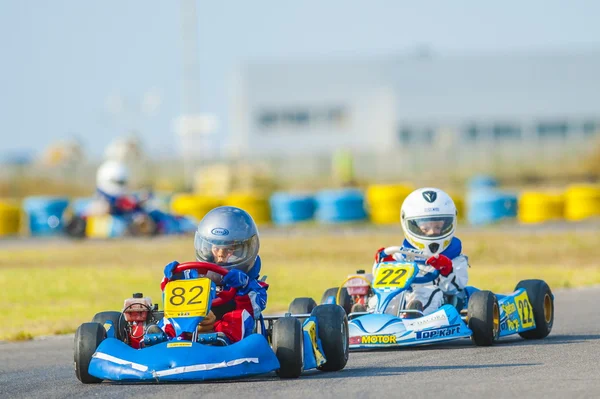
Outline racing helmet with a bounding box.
[96,160,129,196]
[400,188,457,256]
[194,206,260,274]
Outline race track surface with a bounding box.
[2,286,599,399]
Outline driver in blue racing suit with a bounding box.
[154,206,268,343]
[371,188,469,317]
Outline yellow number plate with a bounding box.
[164,278,212,318]
[373,264,415,289]
[514,291,535,329]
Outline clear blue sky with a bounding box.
[1,0,599,160]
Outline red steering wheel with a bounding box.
[173,261,237,307]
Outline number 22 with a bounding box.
[376,269,407,285]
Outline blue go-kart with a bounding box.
[318,246,554,349]
[74,262,349,383]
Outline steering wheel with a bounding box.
[173,261,237,307]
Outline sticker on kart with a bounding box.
[164,278,212,318]
[372,264,414,289]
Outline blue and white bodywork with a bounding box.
[348,247,541,349]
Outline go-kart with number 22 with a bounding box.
[74,262,349,383]
[315,246,554,349]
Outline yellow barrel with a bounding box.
[564,184,600,221]
[170,194,222,222]
[448,192,465,221]
[518,191,564,224]
[0,200,21,236]
[224,192,271,224]
[365,184,414,225]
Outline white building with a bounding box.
[228,50,600,181]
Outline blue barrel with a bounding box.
[269,192,316,225]
[467,190,518,225]
[467,175,499,191]
[23,196,70,236]
[315,189,367,223]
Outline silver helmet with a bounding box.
[194,206,260,274]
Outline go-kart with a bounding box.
[319,246,554,349]
[74,262,349,383]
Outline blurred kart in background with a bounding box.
[74,262,349,383]
[310,246,554,349]
[64,191,196,239]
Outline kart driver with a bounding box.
[86,160,144,216]
[149,206,267,343]
[371,188,469,317]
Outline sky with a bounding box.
[1,0,599,161]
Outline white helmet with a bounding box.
[400,188,457,256]
[96,160,130,196]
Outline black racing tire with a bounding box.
[288,297,318,315]
[64,216,87,239]
[74,322,106,383]
[311,304,349,372]
[320,287,352,315]
[515,279,554,339]
[92,311,127,341]
[272,316,303,378]
[468,290,500,347]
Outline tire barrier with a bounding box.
[518,192,564,224]
[23,196,70,236]
[0,200,21,236]
[467,175,498,191]
[71,197,94,217]
[170,194,222,222]
[315,188,367,223]
[467,190,518,226]
[564,184,600,221]
[269,192,316,225]
[365,184,414,225]
[224,192,271,224]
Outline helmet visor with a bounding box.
[195,232,259,269]
[406,216,454,239]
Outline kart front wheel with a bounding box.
[515,279,554,339]
[288,297,317,322]
[92,311,127,341]
[468,290,500,346]
[312,304,349,372]
[272,316,303,378]
[320,287,352,315]
[74,322,106,383]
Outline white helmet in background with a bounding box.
[96,160,130,196]
[400,188,457,256]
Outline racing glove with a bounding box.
[374,247,394,263]
[115,196,139,212]
[426,254,453,277]
[222,269,250,289]
[160,261,179,291]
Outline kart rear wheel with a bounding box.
[74,322,106,383]
[288,297,317,321]
[64,215,87,238]
[272,316,303,378]
[92,311,127,341]
[468,290,500,346]
[312,304,349,372]
[515,279,554,339]
[320,287,352,315]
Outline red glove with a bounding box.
[426,254,453,277]
[115,196,139,212]
[374,247,394,263]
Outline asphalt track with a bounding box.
[1,286,599,399]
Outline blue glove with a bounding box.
[163,261,179,280]
[222,269,250,289]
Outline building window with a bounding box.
[537,121,568,137]
[583,121,598,135]
[399,127,412,143]
[258,112,278,128]
[464,125,480,141]
[493,123,521,140]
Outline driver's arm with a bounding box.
[234,279,268,319]
[437,255,469,295]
